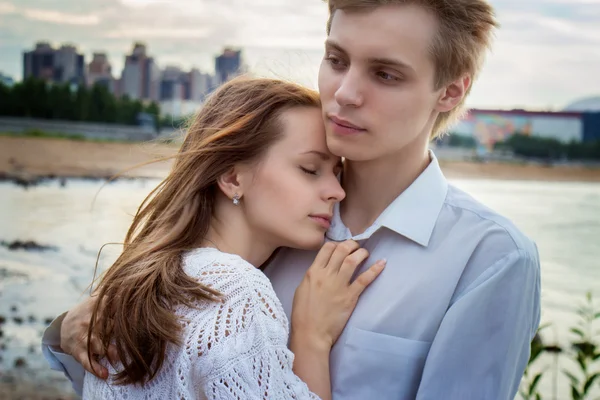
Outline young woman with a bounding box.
[83,77,385,399]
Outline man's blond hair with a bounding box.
[326,0,498,138]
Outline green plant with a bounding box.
[519,324,551,400]
[563,292,600,400]
[521,292,600,400]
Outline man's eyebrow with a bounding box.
[367,56,414,72]
[325,38,414,72]
[324,39,348,55]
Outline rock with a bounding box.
[13,317,23,325]
[10,306,17,312]
[0,240,58,252]
[28,315,36,323]
[0,316,5,324]
[14,357,27,368]
[0,268,29,280]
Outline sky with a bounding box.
[0,0,599,110]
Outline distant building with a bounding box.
[451,108,600,149]
[0,72,14,87]
[87,52,114,92]
[215,48,242,86]
[120,42,160,101]
[159,66,213,102]
[159,66,185,101]
[183,68,213,101]
[23,42,85,84]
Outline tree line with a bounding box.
[0,78,160,128]
[495,133,600,161]
[442,132,600,161]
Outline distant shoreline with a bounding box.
[1,136,600,184]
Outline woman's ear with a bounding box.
[217,167,243,202]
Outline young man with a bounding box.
[43,1,541,399]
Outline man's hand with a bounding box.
[60,295,116,379]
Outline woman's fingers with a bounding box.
[107,343,119,366]
[76,332,109,379]
[350,259,386,297]
[326,240,360,273]
[338,248,370,282]
[311,241,338,269]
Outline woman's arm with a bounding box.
[290,334,332,400]
[289,240,386,400]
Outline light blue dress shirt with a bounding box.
[264,152,541,399]
[42,152,541,399]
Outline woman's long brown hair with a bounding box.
[88,76,321,385]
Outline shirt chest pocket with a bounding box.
[333,327,432,400]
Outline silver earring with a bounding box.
[233,194,240,205]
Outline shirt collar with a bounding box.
[328,150,448,247]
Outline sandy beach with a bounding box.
[1,136,600,183]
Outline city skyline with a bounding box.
[1,0,599,110]
[18,41,237,102]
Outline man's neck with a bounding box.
[340,142,431,236]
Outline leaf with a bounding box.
[576,352,588,373]
[538,322,552,331]
[529,373,544,396]
[529,344,544,364]
[573,341,597,358]
[572,385,581,400]
[571,327,586,338]
[564,370,579,386]
[583,373,600,394]
[594,312,600,320]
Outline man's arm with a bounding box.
[415,249,541,400]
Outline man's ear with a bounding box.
[436,75,471,113]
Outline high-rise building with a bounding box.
[87,52,114,91]
[120,42,160,101]
[23,42,85,84]
[215,48,242,86]
[159,66,185,101]
[186,68,212,101]
[159,66,213,102]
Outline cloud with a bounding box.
[0,2,16,13]
[22,9,100,25]
[0,0,598,109]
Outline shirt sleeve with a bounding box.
[415,248,541,400]
[40,312,86,396]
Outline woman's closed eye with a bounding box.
[300,166,318,176]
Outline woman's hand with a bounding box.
[290,240,385,352]
[60,295,117,379]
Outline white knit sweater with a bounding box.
[83,248,320,400]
